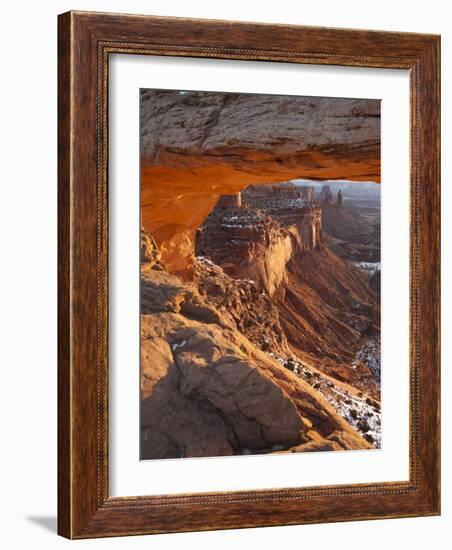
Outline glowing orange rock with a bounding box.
[140,90,380,277]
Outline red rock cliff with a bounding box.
[197,186,322,297]
[140,90,380,277]
[140,232,373,458]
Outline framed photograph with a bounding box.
[58,11,440,538]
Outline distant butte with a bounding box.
[140,90,380,276]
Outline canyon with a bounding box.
[140,223,376,459]
[140,182,381,458]
[195,183,380,399]
[140,90,381,459]
[140,90,380,277]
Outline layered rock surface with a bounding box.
[277,246,380,398]
[139,90,381,459]
[140,90,380,277]
[140,234,372,459]
[196,186,322,297]
[195,186,380,399]
[197,210,295,297]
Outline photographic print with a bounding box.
[140,90,381,460]
[58,13,440,537]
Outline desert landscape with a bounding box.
[140,90,381,459]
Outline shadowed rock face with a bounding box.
[140,90,380,277]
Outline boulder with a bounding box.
[140,266,371,459]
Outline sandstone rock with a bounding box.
[198,212,294,297]
[140,90,380,276]
[141,310,309,457]
[196,191,322,297]
[140,226,163,270]
[141,267,228,330]
[195,257,290,357]
[194,185,380,398]
[140,265,371,459]
[327,430,371,450]
[289,440,344,453]
[277,245,380,398]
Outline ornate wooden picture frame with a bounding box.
[58,11,440,539]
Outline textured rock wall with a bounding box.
[140,236,372,459]
[140,90,380,277]
[196,208,319,297]
[195,186,380,397]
